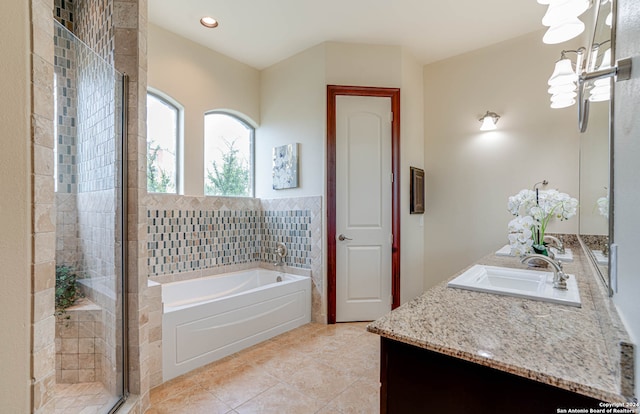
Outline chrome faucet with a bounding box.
[521,254,569,290]
[274,242,287,267]
[543,235,565,254]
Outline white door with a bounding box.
[335,95,393,322]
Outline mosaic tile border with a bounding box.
[146,209,312,275]
[54,0,75,32]
[54,23,78,193]
[260,196,323,323]
[147,209,262,275]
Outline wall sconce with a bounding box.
[479,111,500,131]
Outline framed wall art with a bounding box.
[272,143,299,189]
[410,167,425,214]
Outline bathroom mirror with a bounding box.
[578,0,614,292]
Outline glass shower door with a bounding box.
[53,20,127,413]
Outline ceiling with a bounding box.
[148,1,546,70]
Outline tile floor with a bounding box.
[53,382,120,414]
[147,322,381,414]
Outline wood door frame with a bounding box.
[327,85,401,324]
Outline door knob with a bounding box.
[338,234,353,241]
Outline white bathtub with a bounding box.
[162,268,311,381]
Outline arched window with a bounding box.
[204,112,254,197]
[146,91,181,193]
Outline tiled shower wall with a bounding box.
[54,2,80,268]
[54,0,120,284]
[56,193,79,269]
[55,0,75,31]
[31,1,58,410]
[75,0,151,407]
[145,194,323,321]
[55,301,102,383]
[75,0,115,66]
[71,51,122,396]
[53,21,78,194]
[76,46,117,193]
[53,0,123,398]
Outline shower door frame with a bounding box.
[110,73,130,414]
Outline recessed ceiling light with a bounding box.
[200,16,219,28]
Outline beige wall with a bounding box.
[259,41,426,311]
[0,1,32,411]
[325,42,425,302]
[400,50,426,302]
[613,0,640,399]
[147,24,261,196]
[257,44,326,198]
[325,42,402,87]
[422,30,583,289]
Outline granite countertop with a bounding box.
[367,240,633,404]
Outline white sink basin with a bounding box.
[447,264,581,307]
[495,245,573,262]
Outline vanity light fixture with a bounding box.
[589,48,612,102]
[543,17,585,44]
[538,0,633,131]
[539,0,591,44]
[548,41,616,109]
[479,111,500,131]
[547,48,585,108]
[541,0,589,26]
[200,16,219,28]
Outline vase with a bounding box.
[527,244,551,268]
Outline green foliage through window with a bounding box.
[204,112,254,197]
[147,140,174,193]
[205,139,250,196]
[147,92,179,193]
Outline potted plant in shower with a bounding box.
[55,265,84,322]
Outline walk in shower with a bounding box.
[53,19,128,413]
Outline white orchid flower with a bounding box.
[506,188,578,250]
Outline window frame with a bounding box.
[203,110,255,198]
[146,89,183,194]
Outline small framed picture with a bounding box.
[410,167,425,214]
[272,143,299,190]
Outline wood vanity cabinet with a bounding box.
[380,337,603,414]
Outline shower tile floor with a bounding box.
[53,381,119,414]
[147,322,380,414]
